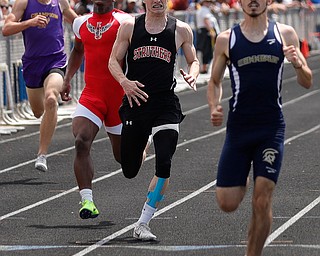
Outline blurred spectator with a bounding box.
[268,0,287,13]
[211,0,230,15]
[268,0,315,20]
[114,0,124,10]
[226,0,242,12]
[123,0,144,14]
[305,0,316,11]
[196,0,220,74]
[74,0,93,15]
[168,0,189,10]
[281,0,315,10]
[0,0,11,21]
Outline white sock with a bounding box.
[137,202,157,224]
[80,188,93,202]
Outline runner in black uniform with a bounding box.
[207,0,312,254]
[120,14,183,178]
[109,0,199,240]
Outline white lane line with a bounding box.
[0,128,225,221]
[284,124,320,144]
[0,103,224,174]
[265,196,320,246]
[1,244,320,252]
[0,87,319,251]
[1,88,318,174]
[282,89,320,107]
[1,77,318,145]
[0,168,120,221]
[0,122,318,249]
[72,181,217,256]
[0,137,104,174]
[72,124,320,256]
[182,89,320,116]
[263,124,320,245]
[0,122,72,144]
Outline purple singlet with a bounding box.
[21,0,67,88]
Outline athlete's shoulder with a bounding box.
[276,22,298,46]
[58,0,71,11]
[215,28,231,53]
[276,22,295,35]
[175,18,192,34]
[217,28,231,43]
[73,14,92,38]
[112,9,132,23]
[74,13,91,25]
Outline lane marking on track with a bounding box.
[265,195,320,246]
[2,243,320,252]
[0,123,72,145]
[0,72,318,145]
[1,89,319,175]
[0,79,319,253]
[0,128,225,221]
[71,125,320,256]
[72,181,217,256]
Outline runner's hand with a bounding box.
[30,15,48,29]
[61,80,72,101]
[283,45,302,68]
[210,104,223,126]
[180,69,197,91]
[120,79,149,108]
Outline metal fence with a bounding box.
[1,6,320,133]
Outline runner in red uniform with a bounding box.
[61,0,131,219]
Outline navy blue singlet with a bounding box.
[227,20,285,125]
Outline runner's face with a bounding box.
[144,0,168,14]
[93,0,114,14]
[239,0,270,17]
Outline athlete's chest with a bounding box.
[80,18,120,45]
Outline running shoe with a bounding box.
[35,154,47,172]
[133,223,157,241]
[79,200,99,219]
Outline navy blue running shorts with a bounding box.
[216,122,285,187]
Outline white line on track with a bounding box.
[0,122,71,145]
[1,244,320,252]
[72,182,218,256]
[265,196,320,246]
[0,79,319,254]
[282,89,320,107]
[0,128,225,221]
[1,89,319,175]
[71,125,320,256]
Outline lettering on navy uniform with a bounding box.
[87,20,115,40]
[238,55,280,67]
[150,37,157,42]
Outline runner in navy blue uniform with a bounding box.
[207,0,312,255]
[109,0,199,240]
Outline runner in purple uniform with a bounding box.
[2,0,77,172]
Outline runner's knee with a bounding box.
[154,129,178,178]
[216,187,245,212]
[122,163,141,179]
[44,94,58,110]
[75,134,91,155]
